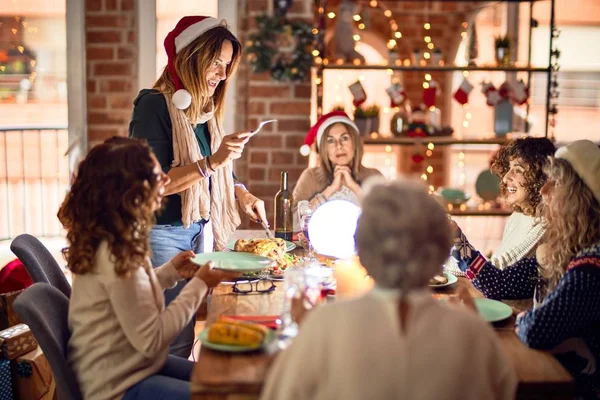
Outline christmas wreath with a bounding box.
[246,15,314,82]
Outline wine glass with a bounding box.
[297,200,315,260]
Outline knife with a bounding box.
[260,220,275,239]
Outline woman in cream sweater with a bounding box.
[447,137,556,276]
[58,137,236,400]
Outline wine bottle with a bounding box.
[274,171,293,241]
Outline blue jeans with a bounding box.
[122,355,194,400]
[150,222,205,358]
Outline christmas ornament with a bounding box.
[411,153,425,164]
[385,83,406,108]
[423,81,438,108]
[512,79,529,105]
[453,78,474,105]
[481,81,502,107]
[348,80,367,107]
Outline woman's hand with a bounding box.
[323,167,344,197]
[336,166,361,195]
[237,190,268,226]
[194,261,241,288]
[170,250,198,279]
[210,131,253,169]
[291,291,313,325]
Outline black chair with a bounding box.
[10,234,71,298]
[14,283,83,400]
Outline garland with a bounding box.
[246,15,314,82]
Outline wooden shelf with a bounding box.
[321,65,550,73]
[363,136,512,146]
[449,209,512,217]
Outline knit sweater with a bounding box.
[260,288,516,400]
[446,212,545,277]
[465,242,600,398]
[68,241,208,400]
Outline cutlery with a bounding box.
[252,119,277,135]
[260,220,276,239]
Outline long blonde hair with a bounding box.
[154,26,241,125]
[318,123,364,181]
[538,158,600,292]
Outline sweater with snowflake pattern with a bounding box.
[465,243,600,399]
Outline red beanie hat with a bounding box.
[300,111,359,156]
[164,16,228,110]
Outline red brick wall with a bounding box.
[235,0,314,227]
[85,0,137,148]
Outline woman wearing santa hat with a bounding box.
[293,111,382,220]
[129,16,266,358]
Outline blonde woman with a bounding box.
[129,16,266,357]
[461,140,600,398]
[261,179,516,400]
[293,111,381,222]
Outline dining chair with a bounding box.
[10,234,71,298]
[13,283,83,400]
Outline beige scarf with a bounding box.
[164,94,240,251]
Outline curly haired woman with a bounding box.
[59,137,236,400]
[446,137,556,277]
[459,140,600,398]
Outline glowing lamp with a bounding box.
[308,200,361,259]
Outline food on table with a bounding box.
[429,274,449,286]
[208,318,268,347]
[234,238,299,274]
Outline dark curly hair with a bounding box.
[490,137,556,215]
[57,137,161,277]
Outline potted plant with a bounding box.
[353,104,380,136]
[494,35,511,67]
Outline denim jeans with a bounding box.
[149,222,205,358]
[122,355,194,400]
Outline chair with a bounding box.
[13,283,83,400]
[10,234,71,298]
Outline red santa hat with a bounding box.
[164,16,228,110]
[300,111,359,156]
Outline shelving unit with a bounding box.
[313,0,558,217]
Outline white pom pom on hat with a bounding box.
[163,16,228,110]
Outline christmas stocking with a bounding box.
[348,81,367,107]
[481,81,502,107]
[423,81,438,108]
[512,79,530,105]
[453,78,474,105]
[386,83,406,107]
[498,81,512,101]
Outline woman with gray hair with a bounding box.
[260,179,516,400]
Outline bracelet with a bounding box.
[206,156,215,172]
[196,160,207,178]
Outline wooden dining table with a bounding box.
[191,232,575,400]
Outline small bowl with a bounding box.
[438,187,471,206]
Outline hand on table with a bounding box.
[194,262,241,288]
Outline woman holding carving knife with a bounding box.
[129,16,266,358]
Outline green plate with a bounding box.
[192,252,275,273]
[198,327,275,353]
[475,170,501,201]
[428,272,458,288]
[475,298,513,322]
[226,239,296,252]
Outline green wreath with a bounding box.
[246,15,314,82]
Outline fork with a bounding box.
[252,119,277,135]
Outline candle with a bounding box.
[334,256,374,298]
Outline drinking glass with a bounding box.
[297,200,315,260]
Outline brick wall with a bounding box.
[235,0,314,227]
[85,0,137,148]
